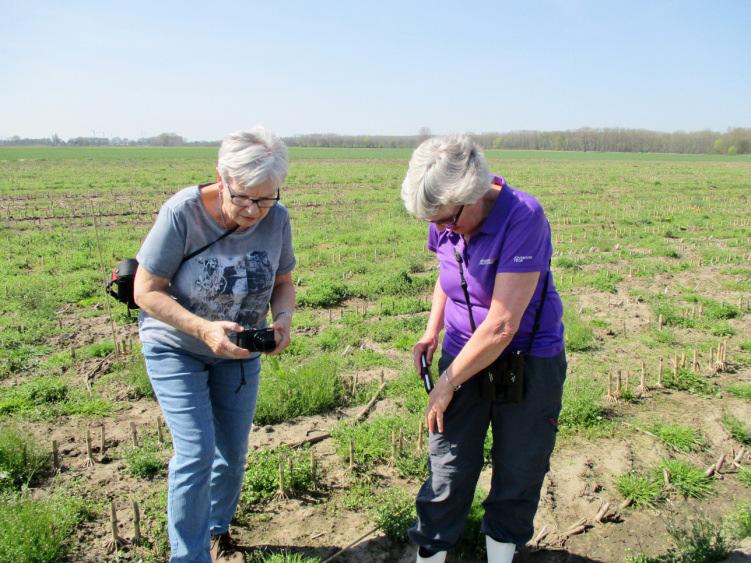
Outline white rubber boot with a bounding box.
[486,535,515,563]
[416,548,447,563]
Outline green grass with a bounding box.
[721,412,751,446]
[239,447,316,509]
[332,413,426,479]
[649,422,704,453]
[563,308,596,351]
[559,375,608,434]
[371,488,415,544]
[615,470,664,509]
[727,383,751,401]
[123,436,168,480]
[660,459,713,499]
[0,426,50,491]
[254,355,346,425]
[626,517,732,562]
[0,375,112,419]
[247,551,321,563]
[739,467,751,489]
[663,368,718,397]
[0,493,94,563]
[726,501,751,540]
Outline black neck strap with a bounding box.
[179,181,239,266]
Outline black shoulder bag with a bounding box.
[107,226,238,310]
[454,245,549,403]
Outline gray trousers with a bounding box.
[408,350,567,551]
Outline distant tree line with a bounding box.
[2,128,749,154]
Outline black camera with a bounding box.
[479,350,526,403]
[234,328,277,352]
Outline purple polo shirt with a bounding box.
[427,176,564,358]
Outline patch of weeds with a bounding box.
[333,414,426,479]
[0,375,112,419]
[254,355,346,425]
[721,412,751,446]
[123,436,167,480]
[0,425,50,491]
[102,350,154,400]
[644,328,678,346]
[563,309,596,352]
[615,470,664,509]
[297,280,348,308]
[0,492,95,563]
[663,368,718,397]
[78,340,115,359]
[372,488,415,544]
[739,467,751,488]
[554,257,582,270]
[660,459,713,499]
[385,368,431,415]
[626,517,732,562]
[247,551,321,563]
[725,501,751,540]
[559,376,608,435]
[727,383,751,401]
[650,422,704,453]
[340,481,376,511]
[239,446,315,509]
[139,486,169,559]
[580,270,623,293]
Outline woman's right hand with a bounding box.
[199,321,251,359]
[413,332,438,375]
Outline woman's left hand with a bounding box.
[425,376,455,433]
[269,314,292,355]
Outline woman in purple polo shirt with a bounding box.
[401,135,566,563]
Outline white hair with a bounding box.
[217,126,288,189]
[401,135,490,220]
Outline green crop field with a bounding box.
[0,147,749,562]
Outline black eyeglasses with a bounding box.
[429,204,464,228]
[225,184,280,208]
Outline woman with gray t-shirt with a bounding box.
[134,127,295,563]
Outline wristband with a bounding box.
[272,310,292,322]
[441,371,461,392]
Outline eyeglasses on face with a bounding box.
[225,183,280,208]
[429,204,464,227]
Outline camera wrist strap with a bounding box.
[453,241,549,354]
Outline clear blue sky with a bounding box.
[1,0,749,140]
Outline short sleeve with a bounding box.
[277,214,296,274]
[496,205,551,273]
[426,224,439,253]
[136,205,187,279]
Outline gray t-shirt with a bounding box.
[136,185,295,358]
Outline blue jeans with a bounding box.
[141,343,261,563]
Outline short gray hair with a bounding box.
[401,135,490,220]
[218,126,288,189]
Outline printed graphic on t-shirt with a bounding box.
[191,251,273,327]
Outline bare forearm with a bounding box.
[444,322,515,385]
[137,291,210,340]
[270,281,295,320]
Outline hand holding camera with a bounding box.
[233,327,277,352]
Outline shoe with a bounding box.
[416,546,447,562]
[210,532,244,563]
[485,535,515,563]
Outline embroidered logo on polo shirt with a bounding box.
[479,258,497,266]
[513,255,533,263]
